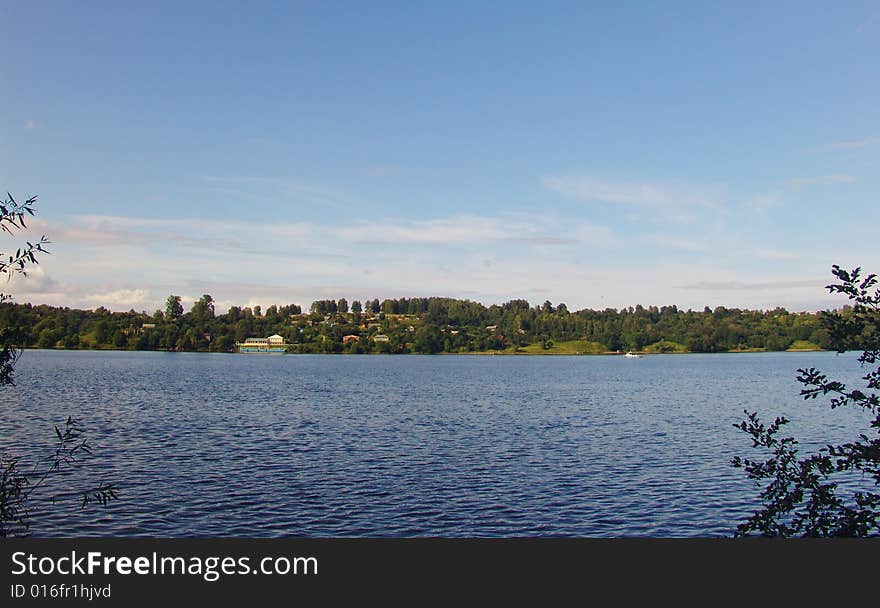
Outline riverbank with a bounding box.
[3,300,837,358]
[22,344,829,357]
[460,338,826,356]
[460,348,827,356]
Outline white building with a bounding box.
[237,334,286,353]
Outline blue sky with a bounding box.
[2,1,878,312]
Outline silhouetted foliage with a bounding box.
[1,417,118,537]
[732,266,880,537]
[0,193,48,385]
[0,192,116,537]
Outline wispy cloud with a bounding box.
[641,235,707,252]
[751,249,801,261]
[542,175,724,210]
[23,120,40,129]
[677,279,821,292]
[30,216,245,250]
[13,210,853,314]
[746,193,782,213]
[63,213,599,250]
[9,272,153,311]
[201,175,359,210]
[333,217,511,245]
[827,137,880,150]
[84,288,149,307]
[331,215,596,247]
[7,266,58,293]
[787,174,855,189]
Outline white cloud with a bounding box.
[61,213,596,250]
[201,175,359,210]
[6,266,58,293]
[747,194,782,212]
[751,249,801,261]
[5,268,69,307]
[676,279,822,292]
[12,209,859,313]
[827,137,880,150]
[14,213,607,310]
[641,235,707,252]
[23,120,40,129]
[84,289,149,308]
[542,174,724,210]
[788,174,855,189]
[331,215,588,246]
[333,216,510,244]
[576,223,614,242]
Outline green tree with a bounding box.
[732,266,880,537]
[37,328,58,348]
[412,325,442,354]
[338,298,349,314]
[165,294,184,321]
[191,294,215,321]
[0,276,845,356]
[264,304,278,322]
[112,329,127,348]
[351,300,362,313]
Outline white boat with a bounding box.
[624,351,640,358]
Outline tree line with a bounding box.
[0,293,863,355]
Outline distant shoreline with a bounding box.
[22,346,829,356]
[5,300,835,357]
[454,349,827,356]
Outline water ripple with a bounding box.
[0,350,873,537]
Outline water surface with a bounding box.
[0,350,872,537]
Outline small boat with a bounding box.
[624,350,640,358]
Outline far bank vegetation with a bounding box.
[0,295,847,355]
